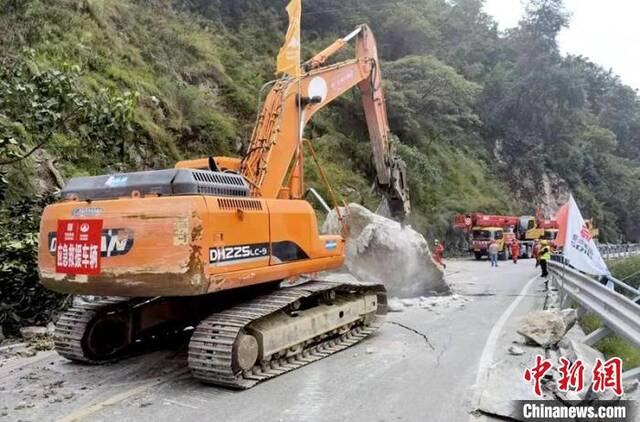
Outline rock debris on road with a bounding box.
[0,259,546,422]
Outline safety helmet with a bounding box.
[541,240,548,246]
[434,239,439,244]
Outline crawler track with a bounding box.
[188,279,386,389]
[54,297,131,363]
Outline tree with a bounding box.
[0,53,138,166]
[384,55,482,148]
[581,126,617,155]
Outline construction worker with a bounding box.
[510,239,520,264]
[433,239,446,269]
[532,240,541,268]
[488,240,499,267]
[539,240,551,278]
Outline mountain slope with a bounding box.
[1,0,638,241]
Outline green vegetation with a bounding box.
[607,255,640,290]
[1,0,640,332]
[580,314,639,371]
[0,195,68,336]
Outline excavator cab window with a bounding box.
[208,157,219,172]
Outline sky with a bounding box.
[483,0,640,90]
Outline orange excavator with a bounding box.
[37,23,410,388]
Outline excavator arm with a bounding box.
[240,25,410,219]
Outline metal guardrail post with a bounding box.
[583,327,612,346]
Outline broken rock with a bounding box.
[386,298,405,313]
[559,309,578,328]
[517,309,577,348]
[556,339,604,401]
[624,380,639,401]
[477,358,545,419]
[323,203,449,297]
[19,326,48,340]
[508,346,524,356]
[558,339,603,365]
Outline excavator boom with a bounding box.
[241,25,410,218]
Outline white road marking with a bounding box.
[469,274,539,420]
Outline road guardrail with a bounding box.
[548,259,640,381]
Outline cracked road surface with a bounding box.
[0,258,546,422]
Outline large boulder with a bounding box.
[322,203,448,298]
[477,358,546,419]
[517,309,577,348]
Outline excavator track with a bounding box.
[188,279,386,389]
[54,297,131,363]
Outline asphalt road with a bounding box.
[0,258,547,422]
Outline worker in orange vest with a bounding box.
[532,240,541,267]
[510,239,520,264]
[434,239,446,269]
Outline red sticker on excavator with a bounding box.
[55,219,103,275]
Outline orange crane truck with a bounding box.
[37,23,410,389]
[453,214,518,260]
[453,212,559,260]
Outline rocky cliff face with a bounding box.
[494,139,571,218]
[538,172,571,216]
[511,169,571,217]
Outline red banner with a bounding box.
[55,220,103,275]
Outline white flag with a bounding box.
[558,195,609,277]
